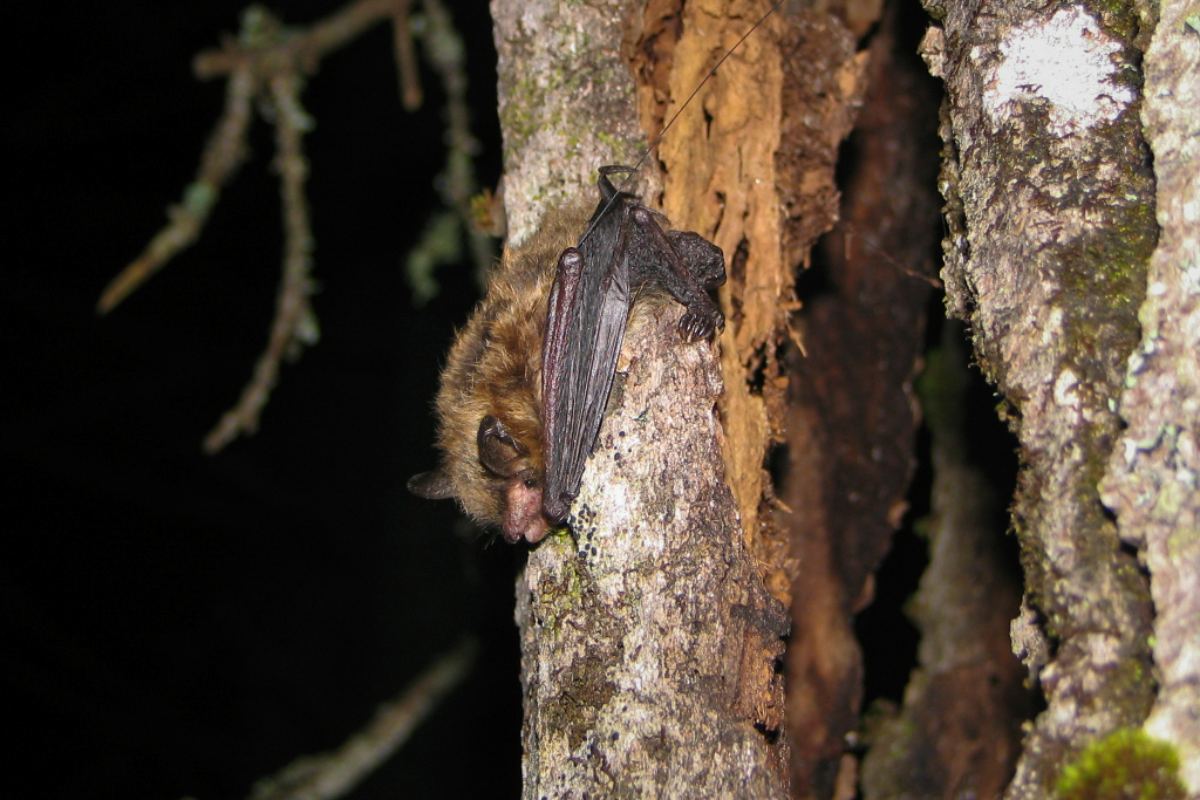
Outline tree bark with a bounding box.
[1099,1,1200,791]
[487,1,1200,796]
[918,0,1184,796]
[491,1,806,795]
[487,0,873,796]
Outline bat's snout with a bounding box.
[503,477,552,544]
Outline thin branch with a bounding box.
[193,0,397,80]
[100,0,486,449]
[204,73,316,454]
[97,66,255,313]
[417,0,495,282]
[248,638,478,800]
[391,0,423,110]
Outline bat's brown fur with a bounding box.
[430,203,588,531]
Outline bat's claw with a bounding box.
[678,307,724,342]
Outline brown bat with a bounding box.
[408,166,725,543]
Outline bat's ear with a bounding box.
[477,415,526,477]
[407,469,455,500]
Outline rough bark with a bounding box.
[515,309,790,797]
[492,1,800,795]
[1099,2,1200,792]
[919,1,1163,796]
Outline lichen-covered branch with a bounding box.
[100,0,491,451]
[919,1,1164,795]
[204,72,317,453]
[405,0,496,300]
[192,0,400,80]
[102,1,404,315]
[96,64,255,314]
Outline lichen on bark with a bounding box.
[919,1,1161,795]
[1099,0,1200,792]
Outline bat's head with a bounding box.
[408,414,550,544]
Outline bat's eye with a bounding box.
[523,478,538,489]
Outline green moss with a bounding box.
[1085,0,1158,49]
[1055,728,1186,800]
[499,75,542,154]
[1086,0,1140,42]
[536,543,588,628]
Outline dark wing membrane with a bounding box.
[541,203,632,522]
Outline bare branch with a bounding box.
[193,0,397,80]
[391,0,423,110]
[248,638,477,800]
[97,67,255,314]
[204,72,316,453]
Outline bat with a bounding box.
[407,166,724,543]
[408,0,785,542]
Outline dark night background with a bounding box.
[6,3,522,797]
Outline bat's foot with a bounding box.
[679,305,725,342]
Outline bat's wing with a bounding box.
[541,167,724,525]
[541,202,632,523]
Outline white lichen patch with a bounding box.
[983,6,1133,135]
[1053,366,1081,409]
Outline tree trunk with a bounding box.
[490,0,863,795]
[919,0,1196,796]
[1099,0,1200,790]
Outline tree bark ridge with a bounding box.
[919,2,1159,795]
[1099,1,1200,792]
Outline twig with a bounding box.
[391,0,423,110]
[204,72,316,453]
[248,638,478,800]
[417,0,495,282]
[97,67,255,313]
[100,0,485,449]
[193,0,398,80]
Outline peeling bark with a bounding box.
[919,1,1160,796]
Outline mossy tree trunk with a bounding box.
[916,0,1197,797]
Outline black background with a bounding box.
[6,3,522,797]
